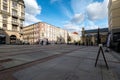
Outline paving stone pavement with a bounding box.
[0,45,81,70]
[5,45,119,80]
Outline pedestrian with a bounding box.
[41,40,43,45]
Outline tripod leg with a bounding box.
[101,47,109,70]
[95,47,101,67]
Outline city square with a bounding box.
[0,44,120,80]
[0,0,120,80]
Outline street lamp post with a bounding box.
[95,27,109,70]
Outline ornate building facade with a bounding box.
[0,0,25,44]
[81,28,108,46]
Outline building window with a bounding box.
[20,20,23,26]
[42,33,44,37]
[21,6,24,12]
[3,6,7,11]
[3,24,7,29]
[2,15,7,21]
[21,13,24,18]
[12,1,17,8]
[12,26,17,31]
[12,18,17,23]
[12,9,17,16]
[41,28,43,30]
[20,27,23,29]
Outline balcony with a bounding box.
[21,10,25,14]
[20,23,23,27]
[12,21,18,26]
[3,0,7,3]
[20,16,25,20]
[12,14,18,18]
[12,6,18,10]
[3,1,8,8]
[19,1,24,5]
[0,10,10,15]
[3,2,7,6]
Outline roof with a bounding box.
[73,32,78,35]
[85,28,108,34]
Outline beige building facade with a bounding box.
[68,32,81,44]
[108,0,120,32]
[0,0,25,44]
[23,22,68,44]
[23,22,81,45]
[108,0,120,51]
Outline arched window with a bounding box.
[10,35,16,44]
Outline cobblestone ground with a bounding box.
[0,44,120,80]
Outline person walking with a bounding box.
[41,40,43,45]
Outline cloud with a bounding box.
[24,0,41,26]
[85,20,98,30]
[67,0,108,33]
[71,0,93,13]
[71,13,84,24]
[24,13,40,26]
[86,0,109,20]
[71,0,109,21]
[64,22,82,35]
[60,5,73,19]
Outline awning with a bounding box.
[0,34,6,37]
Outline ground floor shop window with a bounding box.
[0,34,6,44]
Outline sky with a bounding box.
[23,0,109,34]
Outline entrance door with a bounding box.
[10,35,16,44]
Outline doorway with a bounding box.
[10,35,16,44]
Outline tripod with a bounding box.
[95,44,109,70]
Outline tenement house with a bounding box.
[0,0,25,44]
[23,22,68,45]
